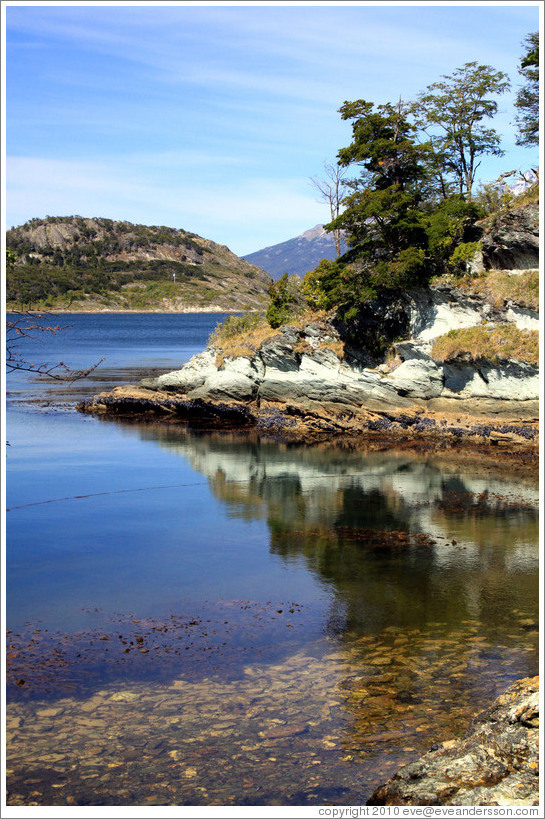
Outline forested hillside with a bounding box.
[6,216,271,312]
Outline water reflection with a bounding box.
[132,424,539,637]
[6,420,539,806]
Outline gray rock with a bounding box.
[442,359,539,400]
[368,676,539,806]
[259,339,300,371]
[505,304,539,331]
[479,203,539,270]
[385,359,444,399]
[395,340,433,361]
[144,349,218,392]
[408,287,497,342]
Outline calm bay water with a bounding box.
[5,313,539,807]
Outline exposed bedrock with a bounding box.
[477,203,539,271]
[140,282,539,412]
[367,676,539,807]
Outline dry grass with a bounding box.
[432,269,539,312]
[432,324,539,366]
[210,309,332,363]
[469,269,539,311]
[318,339,345,359]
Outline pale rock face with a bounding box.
[409,288,495,342]
[144,348,218,392]
[385,359,444,399]
[505,305,539,331]
[442,360,539,400]
[140,278,539,408]
[190,368,257,402]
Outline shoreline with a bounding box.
[78,386,539,475]
[6,306,244,315]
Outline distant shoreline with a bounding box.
[6,307,246,315]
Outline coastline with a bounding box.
[78,386,539,476]
[6,306,243,315]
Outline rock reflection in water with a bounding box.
[6,424,539,806]
[139,425,539,637]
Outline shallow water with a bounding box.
[5,313,539,806]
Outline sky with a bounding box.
[2,1,542,257]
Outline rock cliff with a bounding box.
[476,202,539,271]
[137,281,538,411]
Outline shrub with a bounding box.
[448,241,482,272]
[266,273,306,328]
[209,312,266,344]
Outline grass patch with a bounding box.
[432,324,539,366]
[209,313,272,362]
[470,269,539,311]
[209,309,337,363]
[431,269,539,312]
[317,339,345,359]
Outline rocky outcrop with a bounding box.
[139,282,539,410]
[368,676,539,806]
[476,203,539,271]
[80,200,539,439]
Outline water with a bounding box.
[4,313,539,807]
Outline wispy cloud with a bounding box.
[5,3,540,252]
[6,155,326,255]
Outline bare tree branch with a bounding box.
[310,162,350,256]
[6,311,104,381]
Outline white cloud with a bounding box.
[6,155,327,256]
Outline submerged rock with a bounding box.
[367,676,539,806]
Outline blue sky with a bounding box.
[3,1,541,256]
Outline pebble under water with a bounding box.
[5,314,539,807]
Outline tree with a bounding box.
[515,32,539,147]
[414,62,510,199]
[326,99,432,290]
[310,161,350,256]
[266,273,306,328]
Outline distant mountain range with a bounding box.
[243,225,346,279]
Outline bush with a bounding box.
[448,241,482,272]
[266,273,306,328]
[209,313,266,344]
[424,195,485,274]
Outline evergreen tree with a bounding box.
[326,99,432,299]
[515,32,539,147]
[413,62,510,199]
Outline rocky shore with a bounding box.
[368,676,539,806]
[79,201,539,457]
[78,276,539,464]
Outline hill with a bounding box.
[243,225,346,279]
[6,216,272,312]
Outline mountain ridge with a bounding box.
[243,224,346,279]
[6,216,272,312]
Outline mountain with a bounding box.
[6,216,272,312]
[243,225,346,279]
